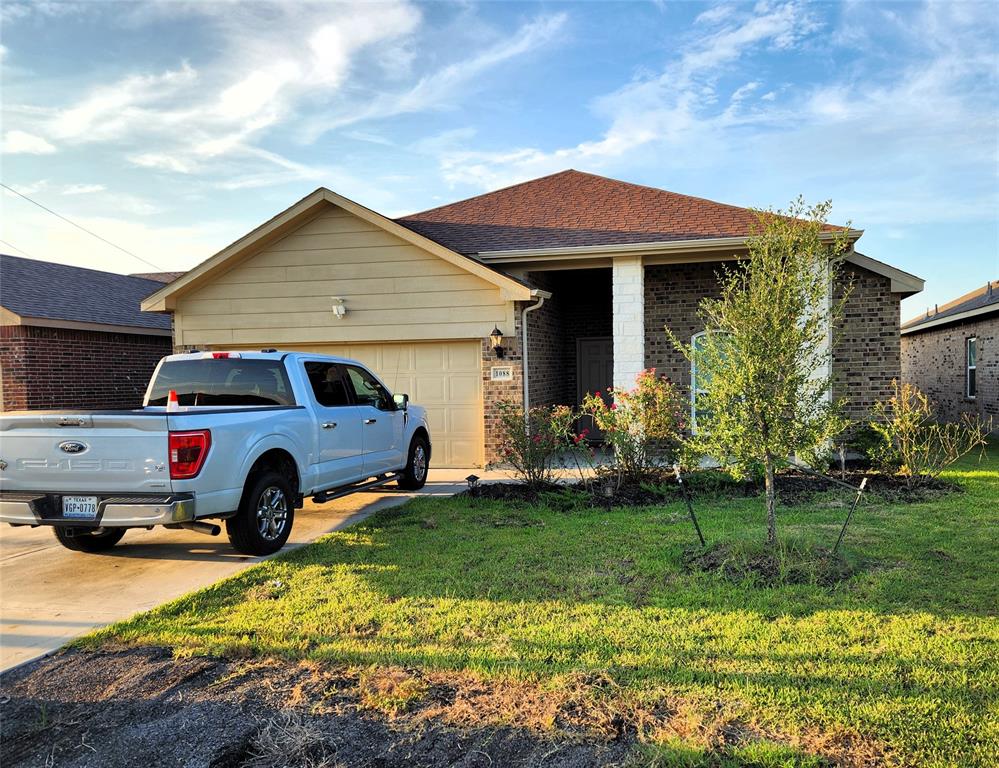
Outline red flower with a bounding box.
[610,402,618,410]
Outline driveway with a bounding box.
[0,469,490,672]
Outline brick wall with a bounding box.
[832,265,902,424]
[645,261,903,426]
[482,310,524,465]
[524,273,564,407]
[0,325,172,411]
[901,315,998,426]
[644,261,726,389]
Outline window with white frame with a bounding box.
[691,331,728,432]
[967,336,977,399]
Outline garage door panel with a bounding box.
[448,374,480,401]
[415,376,446,402]
[449,343,480,369]
[414,344,446,371]
[270,340,482,467]
[447,404,480,434]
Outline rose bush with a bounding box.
[488,401,576,487]
[580,369,686,482]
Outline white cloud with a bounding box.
[436,2,814,189]
[61,183,105,195]
[49,62,197,141]
[2,130,56,154]
[301,12,568,139]
[431,0,998,233]
[129,153,196,174]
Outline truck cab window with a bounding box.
[345,366,394,411]
[304,362,351,407]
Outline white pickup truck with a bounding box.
[0,351,431,555]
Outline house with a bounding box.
[141,170,924,467]
[901,280,998,426]
[0,254,173,411]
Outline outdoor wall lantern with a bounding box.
[331,297,347,319]
[489,326,506,358]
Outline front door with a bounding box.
[576,337,614,439]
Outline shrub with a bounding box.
[580,369,686,482]
[488,401,575,487]
[869,380,990,488]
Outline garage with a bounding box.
[141,188,541,470]
[280,341,483,468]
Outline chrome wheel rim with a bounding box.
[256,486,289,541]
[413,445,427,482]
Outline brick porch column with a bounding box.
[612,255,645,392]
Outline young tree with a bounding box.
[667,198,851,546]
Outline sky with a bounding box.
[1,0,997,321]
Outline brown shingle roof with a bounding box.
[395,169,831,254]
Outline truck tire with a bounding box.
[53,526,126,553]
[397,435,429,490]
[226,470,295,556]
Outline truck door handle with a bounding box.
[322,422,337,430]
[364,418,377,425]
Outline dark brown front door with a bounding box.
[576,337,613,439]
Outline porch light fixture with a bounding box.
[489,326,505,358]
[331,297,346,319]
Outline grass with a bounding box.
[85,447,999,767]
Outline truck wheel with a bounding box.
[227,470,295,556]
[398,436,429,490]
[53,526,126,553]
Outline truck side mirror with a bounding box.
[393,393,409,411]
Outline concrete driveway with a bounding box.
[0,469,488,672]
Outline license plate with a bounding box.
[62,495,99,519]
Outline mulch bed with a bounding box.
[466,469,957,508]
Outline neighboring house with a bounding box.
[141,170,924,467]
[901,280,998,426]
[0,255,173,411]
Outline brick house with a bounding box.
[0,255,173,411]
[142,170,924,467]
[901,280,998,427]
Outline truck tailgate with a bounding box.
[0,411,172,493]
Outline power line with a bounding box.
[0,182,166,271]
[0,238,37,260]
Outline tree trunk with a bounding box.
[764,455,777,546]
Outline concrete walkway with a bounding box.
[0,469,505,672]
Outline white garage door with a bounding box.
[281,341,483,468]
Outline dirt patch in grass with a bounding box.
[467,469,957,508]
[0,647,885,767]
[684,543,856,587]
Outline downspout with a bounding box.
[521,292,547,414]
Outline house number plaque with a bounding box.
[490,366,513,382]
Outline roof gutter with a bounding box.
[901,303,999,335]
[521,291,550,417]
[475,230,865,262]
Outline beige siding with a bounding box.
[174,204,515,348]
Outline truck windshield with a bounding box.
[147,359,295,407]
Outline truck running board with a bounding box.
[312,473,402,505]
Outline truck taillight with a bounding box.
[169,430,211,479]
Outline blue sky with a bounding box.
[1,0,996,320]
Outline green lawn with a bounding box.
[88,448,999,767]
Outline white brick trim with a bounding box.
[612,256,645,392]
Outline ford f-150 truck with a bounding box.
[0,351,431,555]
